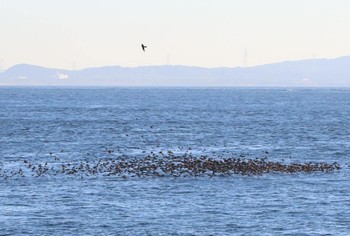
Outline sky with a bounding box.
[1,0,350,70]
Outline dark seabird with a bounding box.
[141,44,147,51]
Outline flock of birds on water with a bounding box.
[0,148,342,180]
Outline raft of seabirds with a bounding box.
[0,150,342,179]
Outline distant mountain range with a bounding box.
[1,56,350,87]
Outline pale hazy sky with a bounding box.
[1,0,350,70]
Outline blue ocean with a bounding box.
[1,87,349,235]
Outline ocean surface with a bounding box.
[1,87,350,235]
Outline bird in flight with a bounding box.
[141,44,147,52]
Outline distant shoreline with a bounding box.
[1,56,350,87]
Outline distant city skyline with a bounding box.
[1,0,350,70]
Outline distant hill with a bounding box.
[1,56,350,86]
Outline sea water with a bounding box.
[0,87,349,235]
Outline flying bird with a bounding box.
[141,44,147,52]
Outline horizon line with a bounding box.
[1,55,349,72]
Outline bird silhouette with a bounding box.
[141,44,147,52]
